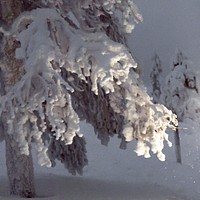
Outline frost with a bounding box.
[161,50,200,123]
[122,124,133,142]
[0,0,177,169]
[135,141,151,159]
[37,147,52,167]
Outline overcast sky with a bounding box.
[129,0,200,81]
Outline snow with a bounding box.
[1,1,200,200]
[1,4,178,164]
[0,121,200,200]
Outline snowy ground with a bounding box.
[1,1,200,199]
[0,121,200,200]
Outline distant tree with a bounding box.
[161,50,199,163]
[0,0,177,197]
[150,53,163,103]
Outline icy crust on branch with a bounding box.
[65,71,125,146]
[67,33,135,95]
[67,69,178,161]
[0,9,84,167]
[42,0,142,43]
[14,9,136,95]
[68,0,143,33]
[0,8,136,165]
[0,7,177,163]
[110,72,177,161]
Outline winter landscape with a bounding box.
[0,0,200,200]
[0,120,200,200]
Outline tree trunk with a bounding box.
[1,35,36,198]
[0,0,36,196]
[0,0,22,25]
[174,128,182,164]
[4,134,35,198]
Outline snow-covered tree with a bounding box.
[162,50,199,121]
[161,50,199,163]
[150,53,163,103]
[0,0,177,197]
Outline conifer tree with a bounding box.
[0,0,177,197]
[161,50,199,164]
[150,53,163,103]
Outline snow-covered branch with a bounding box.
[0,2,177,171]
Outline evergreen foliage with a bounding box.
[0,0,177,197]
[150,53,163,103]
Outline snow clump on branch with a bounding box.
[0,1,177,166]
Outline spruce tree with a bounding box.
[161,50,199,163]
[150,53,163,103]
[0,0,177,197]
